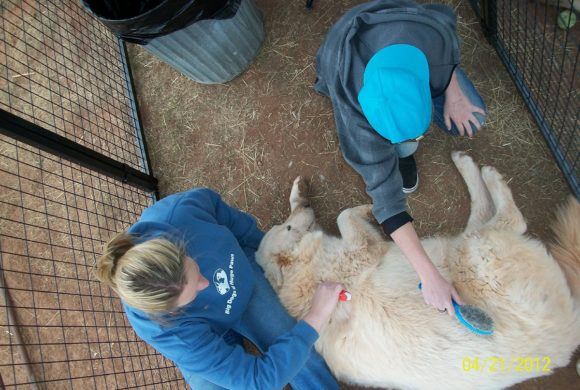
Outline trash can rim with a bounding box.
[81,0,173,23]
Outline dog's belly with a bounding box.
[313,237,578,389]
[317,304,563,390]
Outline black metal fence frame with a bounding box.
[0,42,158,197]
[472,0,579,197]
[0,1,185,386]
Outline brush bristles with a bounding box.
[460,305,494,331]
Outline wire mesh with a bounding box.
[478,0,579,195]
[0,0,184,387]
[0,134,185,389]
[0,0,146,172]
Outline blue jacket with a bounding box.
[124,188,319,389]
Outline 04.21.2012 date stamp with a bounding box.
[462,356,552,373]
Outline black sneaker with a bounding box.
[398,155,419,194]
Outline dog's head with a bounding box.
[256,206,317,290]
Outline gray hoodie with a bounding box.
[315,0,460,224]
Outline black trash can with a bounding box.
[82,0,265,84]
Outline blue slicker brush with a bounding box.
[418,283,494,336]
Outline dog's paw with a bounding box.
[481,165,503,184]
[451,151,475,169]
[353,204,373,220]
[339,205,373,223]
[290,176,309,208]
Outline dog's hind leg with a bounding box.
[452,151,495,232]
[481,166,527,234]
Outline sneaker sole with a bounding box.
[402,175,419,194]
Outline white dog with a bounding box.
[256,152,579,389]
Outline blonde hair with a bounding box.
[95,233,186,314]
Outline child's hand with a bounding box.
[420,271,464,317]
[443,71,485,137]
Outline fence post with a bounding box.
[480,0,498,44]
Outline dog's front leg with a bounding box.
[337,205,388,258]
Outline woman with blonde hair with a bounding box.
[95,188,341,390]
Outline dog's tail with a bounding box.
[550,196,580,304]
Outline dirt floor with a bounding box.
[127,0,578,388]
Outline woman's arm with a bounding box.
[172,320,319,389]
[153,283,342,389]
[390,222,464,316]
[175,188,265,250]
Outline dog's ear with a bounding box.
[275,252,293,267]
[263,251,294,290]
[264,263,284,290]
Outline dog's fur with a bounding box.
[256,152,580,389]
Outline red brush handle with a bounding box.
[339,289,351,301]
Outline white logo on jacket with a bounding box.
[213,269,230,295]
[225,254,238,315]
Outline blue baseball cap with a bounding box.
[358,44,432,144]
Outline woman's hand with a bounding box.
[303,282,345,333]
[420,271,464,317]
[444,72,485,138]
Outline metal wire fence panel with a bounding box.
[0,134,185,389]
[476,0,579,196]
[0,0,146,172]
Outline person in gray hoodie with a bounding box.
[315,0,486,316]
